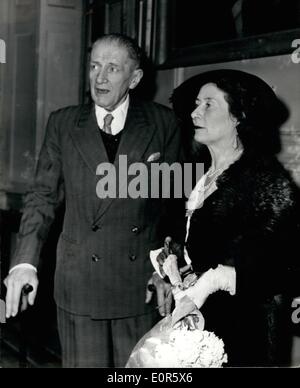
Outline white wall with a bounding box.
[0,0,84,199]
[36,0,84,155]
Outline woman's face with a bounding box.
[191,83,237,146]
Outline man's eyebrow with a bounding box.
[90,60,120,67]
[196,97,213,103]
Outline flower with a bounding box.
[146,325,227,368]
[126,314,227,368]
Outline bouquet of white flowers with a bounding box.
[126,313,227,368]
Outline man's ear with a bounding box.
[129,68,143,90]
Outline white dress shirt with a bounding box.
[95,95,129,135]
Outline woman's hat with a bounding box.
[171,69,289,154]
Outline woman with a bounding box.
[167,70,300,367]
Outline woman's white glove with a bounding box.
[162,254,182,286]
[174,265,236,309]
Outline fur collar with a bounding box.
[200,151,299,234]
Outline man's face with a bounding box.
[89,41,143,111]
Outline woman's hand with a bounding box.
[162,254,182,286]
[145,272,173,316]
[174,265,236,309]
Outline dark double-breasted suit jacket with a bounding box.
[12,98,184,319]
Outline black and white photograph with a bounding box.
[0,0,300,373]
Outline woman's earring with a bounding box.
[233,133,239,150]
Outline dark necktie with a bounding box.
[102,113,114,135]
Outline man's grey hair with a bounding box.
[92,33,143,69]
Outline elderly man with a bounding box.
[4,33,183,367]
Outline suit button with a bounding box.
[92,254,101,262]
[131,226,140,234]
[92,225,100,232]
[129,254,137,261]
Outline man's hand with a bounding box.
[145,272,173,317]
[4,267,38,318]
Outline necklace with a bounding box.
[207,148,243,178]
[206,166,223,179]
[186,148,243,215]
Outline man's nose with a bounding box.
[96,69,108,83]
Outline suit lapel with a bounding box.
[69,104,109,175]
[93,100,157,224]
[114,101,156,165]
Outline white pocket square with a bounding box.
[147,152,161,162]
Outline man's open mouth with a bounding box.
[95,88,110,94]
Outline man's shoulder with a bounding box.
[133,99,177,127]
[51,104,88,119]
[47,104,93,131]
[136,99,174,114]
